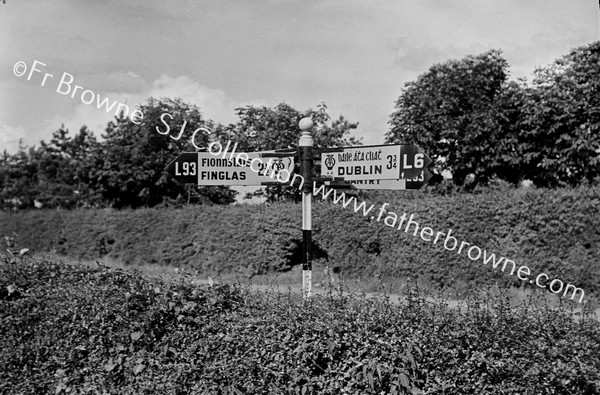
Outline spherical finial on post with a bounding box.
[299,117,314,147]
[299,117,314,131]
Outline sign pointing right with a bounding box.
[320,144,432,181]
[324,169,433,190]
[398,145,432,180]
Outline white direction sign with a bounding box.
[321,144,431,181]
[166,152,294,186]
[325,169,433,190]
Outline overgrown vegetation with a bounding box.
[1,250,599,394]
[1,184,598,299]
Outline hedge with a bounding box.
[1,184,599,297]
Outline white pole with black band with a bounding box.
[298,117,314,298]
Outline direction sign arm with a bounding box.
[315,147,344,155]
[259,152,297,158]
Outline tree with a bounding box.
[0,99,359,209]
[518,41,600,187]
[0,145,38,210]
[85,98,236,208]
[0,126,99,210]
[481,79,533,185]
[386,49,512,186]
[221,102,361,202]
[36,125,99,207]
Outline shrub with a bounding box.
[1,253,599,394]
[0,186,599,297]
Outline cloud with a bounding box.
[389,38,496,74]
[504,32,597,80]
[46,73,257,140]
[6,0,596,156]
[43,100,121,139]
[390,39,451,72]
[78,71,146,94]
[144,74,249,124]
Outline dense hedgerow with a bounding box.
[0,185,599,297]
[1,254,599,394]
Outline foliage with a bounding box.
[0,100,360,209]
[404,285,600,394]
[85,98,236,208]
[518,41,600,187]
[0,99,237,210]
[386,42,600,189]
[1,185,599,298]
[221,102,361,203]
[224,102,360,154]
[1,253,599,394]
[0,126,98,209]
[386,49,510,187]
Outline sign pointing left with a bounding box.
[166,152,295,186]
[166,152,199,184]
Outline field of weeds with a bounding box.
[2,251,599,394]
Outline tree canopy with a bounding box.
[218,102,360,202]
[518,41,600,187]
[386,49,512,186]
[0,98,236,210]
[84,97,236,208]
[386,42,600,188]
[0,99,359,209]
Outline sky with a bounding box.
[1,0,599,155]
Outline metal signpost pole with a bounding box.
[299,117,314,298]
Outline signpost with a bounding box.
[298,118,314,299]
[166,152,294,186]
[166,128,434,299]
[320,144,431,181]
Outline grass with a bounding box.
[34,249,600,323]
[38,249,599,317]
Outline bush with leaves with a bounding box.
[518,41,600,187]
[387,42,600,188]
[1,250,599,394]
[1,185,599,297]
[386,49,511,187]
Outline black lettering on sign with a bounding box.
[200,171,248,180]
[257,163,267,177]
